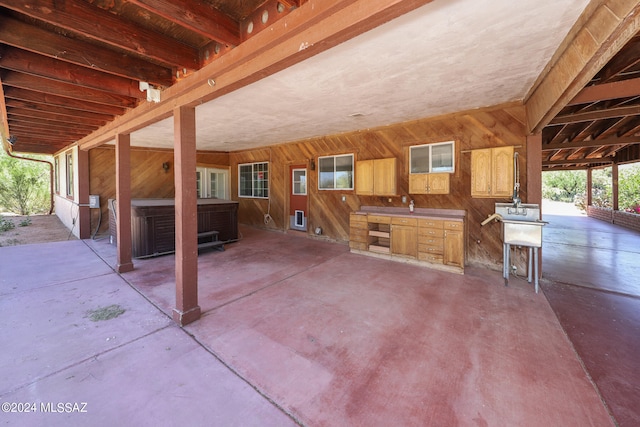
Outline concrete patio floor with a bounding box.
[0,219,629,426]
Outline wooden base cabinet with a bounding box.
[349,213,370,251]
[443,221,464,268]
[391,217,417,258]
[418,219,444,264]
[350,211,465,273]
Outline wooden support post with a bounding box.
[526,134,542,206]
[115,133,134,273]
[173,106,201,326]
[77,148,91,239]
[587,168,593,207]
[612,163,619,212]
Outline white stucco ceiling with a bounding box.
[129,0,591,151]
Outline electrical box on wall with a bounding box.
[89,195,100,209]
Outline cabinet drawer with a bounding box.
[418,253,444,264]
[418,227,444,238]
[444,220,463,230]
[349,241,368,251]
[418,219,443,229]
[367,214,391,224]
[391,217,417,226]
[350,213,368,224]
[350,221,369,230]
[418,236,444,246]
[418,244,444,255]
[350,229,370,241]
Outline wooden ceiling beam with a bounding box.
[8,126,87,140]
[543,157,613,166]
[0,15,173,87]
[8,115,98,131]
[3,87,127,116]
[8,133,78,144]
[7,107,107,127]
[568,77,640,106]
[0,47,145,100]
[549,104,640,125]
[0,0,198,70]
[597,36,640,83]
[5,140,67,154]
[2,72,138,108]
[525,1,640,133]
[543,136,640,151]
[127,0,241,47]
[4,99,115,122]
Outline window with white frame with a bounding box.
[65,151,74,197]
[410,141,455,174]
[197,167,229,199]
[318,154,353,190]
[239,162,269,198]
[292,169,307,195]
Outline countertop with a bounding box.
[355,206,466,221]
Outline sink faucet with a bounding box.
[512,151,521,208]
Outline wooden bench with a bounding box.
[197,230,224,252]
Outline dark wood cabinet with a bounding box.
[110,198,239,258]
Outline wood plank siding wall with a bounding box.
[88,102,527,269]
[229,103,528,268]
[89,147,229,234]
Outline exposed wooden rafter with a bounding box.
[542,136,640,151]
[0,0,199,70]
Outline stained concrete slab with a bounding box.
[187,252,613,426]
[2,326,296,427]
[0,239,296,426]
[542,212,640,427]
[2,225,624,426]
[0,272,170,395]
[0,240,113,293]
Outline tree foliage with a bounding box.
[543,164,640,213]
[0,150,51,215]
[619,163,640,212]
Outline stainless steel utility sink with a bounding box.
[495,203,546,247]
[488,203,548,292]
[501,219,545,247]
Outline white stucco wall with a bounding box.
[53,147,81,239]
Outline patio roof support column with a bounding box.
[587,168,593,206]
[77,148,91,239]
[526,134,542,206]
[115,133,134,273]
[612,162,619,211]
[172,105,201,326]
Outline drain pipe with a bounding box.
[2,140,55,215]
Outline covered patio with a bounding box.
[2,208,639,426]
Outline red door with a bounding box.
[290,165,307,231]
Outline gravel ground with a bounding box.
[0,214,77,247]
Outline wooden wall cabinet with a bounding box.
[356,158,397,196]
[470,146,514,197]
[409,173,450,194]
